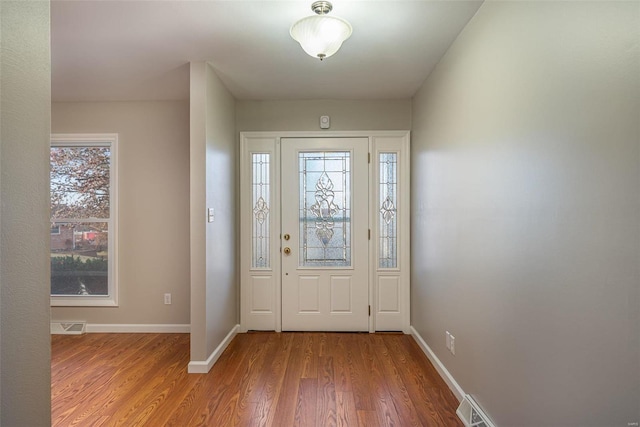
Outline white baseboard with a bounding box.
[188,324,240,374]
[410,326,465,402]
[84,323,190,333]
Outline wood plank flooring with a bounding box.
[51,332,463,426]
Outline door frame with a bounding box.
[239,131,410,333]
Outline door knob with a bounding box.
[283,247,291,255]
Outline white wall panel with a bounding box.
[250,276,273,313]
[298,276,320,313]
[330,276,352,313]
[378,276,400,313]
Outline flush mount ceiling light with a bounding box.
[290,1,353,61]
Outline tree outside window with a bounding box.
[50,135,118,306]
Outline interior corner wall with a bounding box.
[0,1,52,425]
[411,1,640,426]
[190,62,237,363]
[236,99,411,132]
[50,101,191,327]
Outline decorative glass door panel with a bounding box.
[299,152,351,267]
[252,153,271,268]
[379,152,397,268]
[281,138,369,331]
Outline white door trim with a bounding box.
[240,131,410,333]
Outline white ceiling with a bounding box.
[51,0,483,102]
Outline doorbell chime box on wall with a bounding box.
[320,115,330,129]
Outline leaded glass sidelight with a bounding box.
[299,152,351,267]
[252,153,270,268]
[379,153,397,268]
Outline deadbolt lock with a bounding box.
[283,233,290,241]
[283,247,291,255]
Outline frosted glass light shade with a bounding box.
[290,15,352,60]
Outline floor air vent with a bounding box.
[457,395,496,427]
[51,322,86,335]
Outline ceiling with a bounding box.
[51,0,483,102]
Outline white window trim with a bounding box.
[50,133,119,307]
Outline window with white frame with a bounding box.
[50,134,118,306]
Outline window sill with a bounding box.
[51,296,118,307]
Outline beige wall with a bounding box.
[190,62,238,362]
[237,99,411,132]
[0,1,52,425]
[411,1,639,425]
[51,101,191,326]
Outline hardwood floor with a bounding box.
[51,332,463,426]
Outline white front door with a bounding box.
[240,131,410,333]
[281,138,369,331]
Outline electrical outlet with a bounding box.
[450,334,455,355]
[164,293,171,305]
[446,331,451,350]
